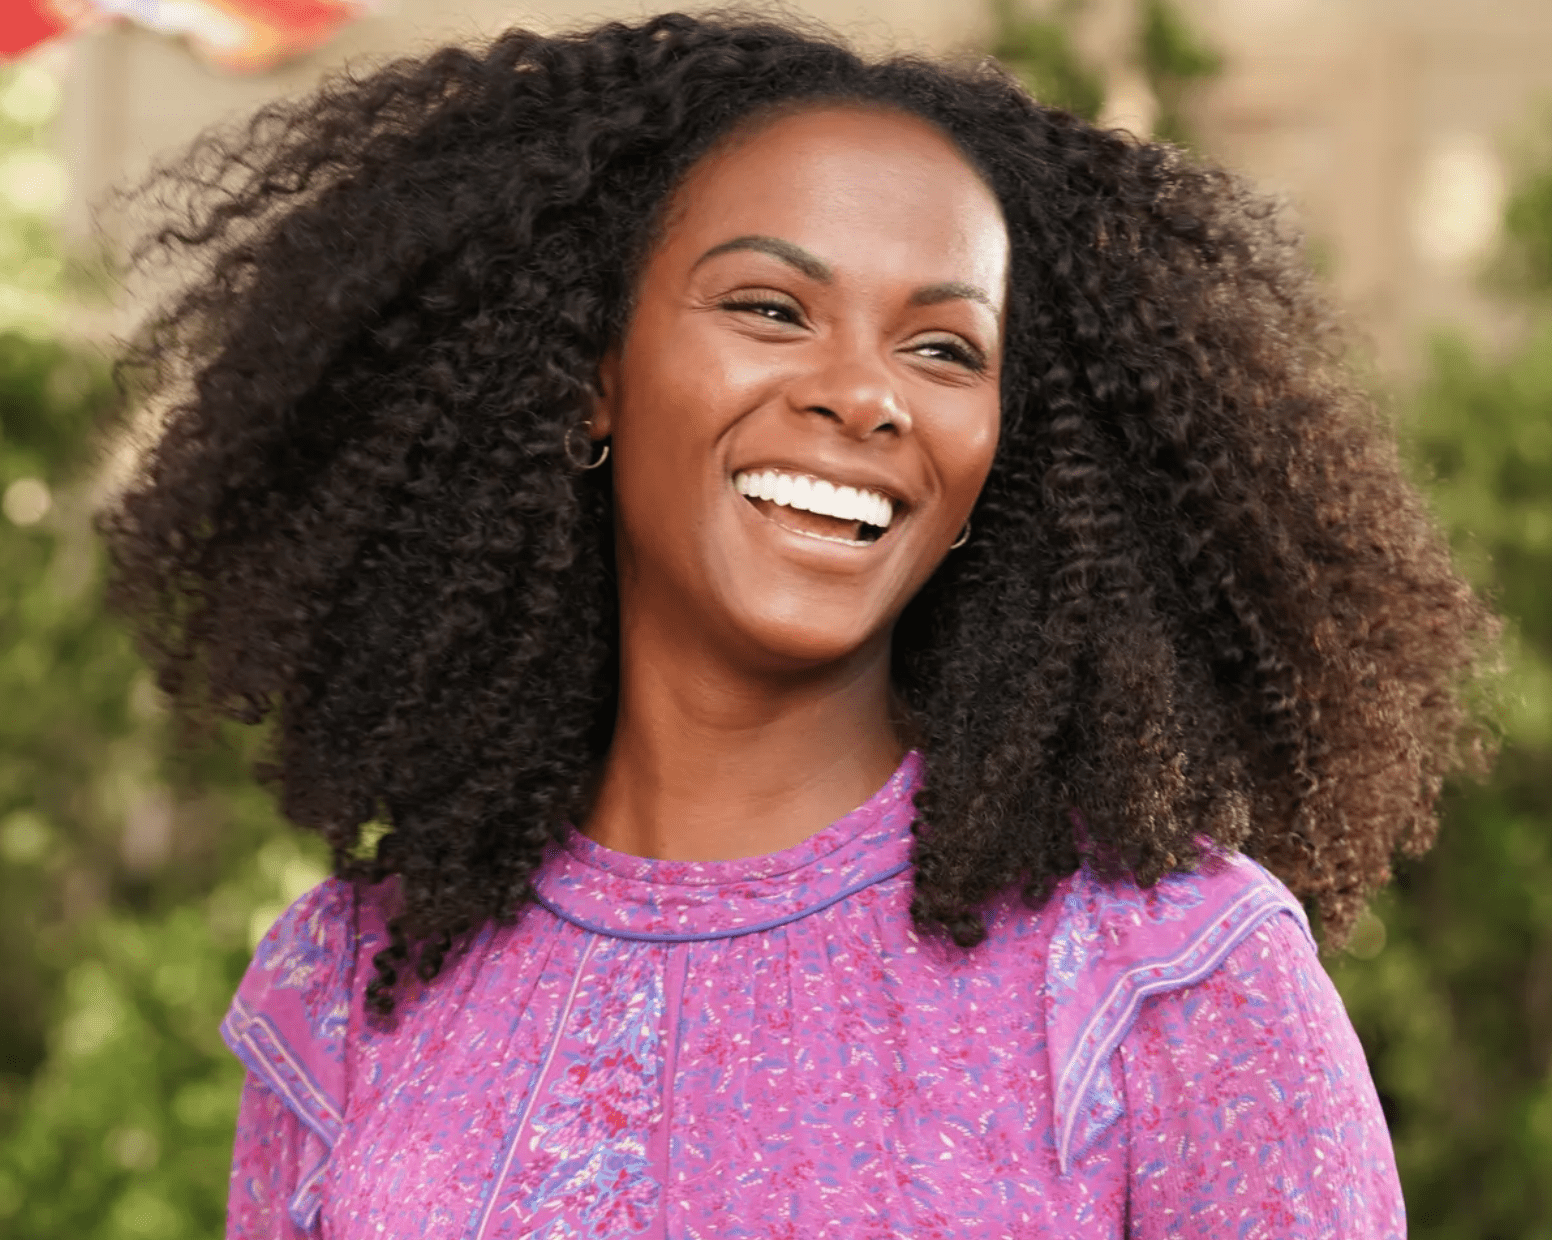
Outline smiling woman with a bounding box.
[100,12,1494,1239]
[585,106,1006,861]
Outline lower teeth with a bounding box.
[743,495,887,545]
[794,528,866,546]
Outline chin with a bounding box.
[728,604,891,673]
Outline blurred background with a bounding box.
[0,0,1549,1235]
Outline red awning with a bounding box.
[1,1,74,59]
[1,0,370,72]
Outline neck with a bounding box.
[583,622,906,862]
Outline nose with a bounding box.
[786,345,912,438]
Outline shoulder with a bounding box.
[1040,852,1312,1173]
[1046,850,1311,998]
[221,876,396,1146]
[1119,909,1404,1238]
[251,877,360,984]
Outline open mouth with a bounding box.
[734,469,897,547]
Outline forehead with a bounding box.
[654,105,1009,300]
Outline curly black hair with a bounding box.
[101,11,1497,1012]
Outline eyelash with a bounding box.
[717,297,986,372]
[915,339,986,372]
[719,295,801,323]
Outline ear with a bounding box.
[590,350,620,439]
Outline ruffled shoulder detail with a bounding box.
[1043,852,1311,1174]
[221,877,362,1230]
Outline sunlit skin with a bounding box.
[583,106,1009,862]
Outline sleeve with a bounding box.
[221,878,360,1237]
[228,1073,324,1239]
[1118,909,1405,1240]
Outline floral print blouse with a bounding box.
[223,752,1404,1238]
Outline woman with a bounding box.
[103,12,1495,1238]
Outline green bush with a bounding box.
[989,0,1105,121]
[0,70,331,1216]
[1326,156,1552,1240]
[0,833,327,1238]
[0,315,329,1234]
[1140,0,1222,147]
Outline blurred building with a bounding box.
[40,0,1552,375]
[1182,0,1552,374]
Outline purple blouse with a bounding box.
[223,752,1403,1238]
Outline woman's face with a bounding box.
[594,105,1008,673]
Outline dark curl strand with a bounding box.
[101,12,1497,1015]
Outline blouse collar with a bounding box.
[532,751,922,941]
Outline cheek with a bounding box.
[617,315,744,440]
[613,343,705,470]
[608,344,728,566]
[940,400,1001,508]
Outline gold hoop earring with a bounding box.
[564,421,610,471]
[950,521,971,550]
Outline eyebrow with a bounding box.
[909,281,995,310]
[693,234,997,311]
[693,235,832,281]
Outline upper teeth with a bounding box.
[733,470,895,528]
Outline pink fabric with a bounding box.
[223,753,1403,1238]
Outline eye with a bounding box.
[718,294,804,326]
[909,336,987,372]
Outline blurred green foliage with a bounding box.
[1504,132,1552,297]
[0,58,326,1240]
[1,333,129,1097]
[0,831,328,1236]
[1326,139,1552,1240]
[989,0,1105,121]
[0,321,330,1235]
[0,64,74,337]
[1139,0,1222,147]
[989,0,1221,145]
